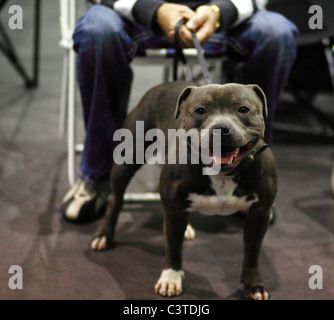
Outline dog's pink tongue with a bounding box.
[213,154,233,164]
[213,147,238,164]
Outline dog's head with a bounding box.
[175,83,267,174]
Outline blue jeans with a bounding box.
[73,4,298,187]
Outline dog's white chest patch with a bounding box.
[187,175,258,216]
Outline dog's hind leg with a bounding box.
[91,162,142,250]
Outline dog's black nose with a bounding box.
[211,124,232,136]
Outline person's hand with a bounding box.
[186,5,220,43]
[156,3,195,47]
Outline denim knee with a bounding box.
[73,5,128,52]
[250,11,298,57]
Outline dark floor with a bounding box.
[1,1,334,300]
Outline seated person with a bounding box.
[61,0,298,223]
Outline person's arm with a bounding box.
[208,0,268,30]
[99,0,267,30]
[100,0,267,46]
[206,0,237,31]
[184,0,268,44]
[98,0,195,46]
[108,0,165,28]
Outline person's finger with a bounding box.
[186,11,207,31]
[185,6,217,43]
[195,23,215,43]
[181,6,196,21]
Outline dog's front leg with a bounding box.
[155,210,189,297]
[241,206,271,300]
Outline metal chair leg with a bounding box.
[124,192,160,203]
[323,38,334,89]
[66,0,77,187]
[163,66,170,82]
[67,48,77,186]
[59,52,68,138]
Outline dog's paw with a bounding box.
[91,235,108,250]
[243,285,270,300]
[91,235,111,251]
[91,224,114,251]
[154,269,184,297]
[184,224,196,240]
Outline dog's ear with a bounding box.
[251,85,268,119]
[175,86,195,119]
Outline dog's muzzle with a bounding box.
[209,138,257,172]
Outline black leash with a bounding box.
[173,19,191,81]
[173,19,212,84]
[190,29,212,84]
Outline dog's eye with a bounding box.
[195,108,207,116]
[238,106,250,114]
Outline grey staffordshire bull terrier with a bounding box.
[91,81,277,300]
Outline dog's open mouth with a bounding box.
[209,139,256,170]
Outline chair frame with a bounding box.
[58,0,222,202]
